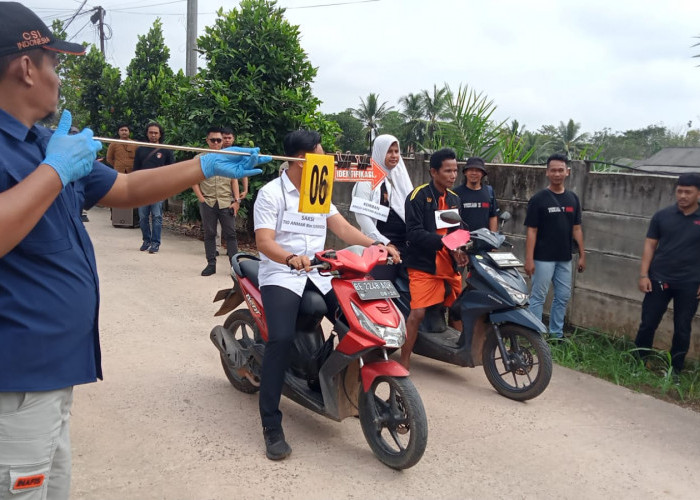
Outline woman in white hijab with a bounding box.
[351,134,414,254]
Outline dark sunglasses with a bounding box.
[208,138,222,143]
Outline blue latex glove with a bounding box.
[42,110,103,187]
[199,146,271,179]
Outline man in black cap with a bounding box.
[635,173,700,378]
[0,3,269,498]
[454,156,498,231]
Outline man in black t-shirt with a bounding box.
[133,122,175,253]
[524,153,585,338]
[635,173,700,375]
[454,156,498,231]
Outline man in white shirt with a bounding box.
[253,130,399,460]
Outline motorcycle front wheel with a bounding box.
[220,309,261,394]
[358,376,427,470]
[482,324,552,401]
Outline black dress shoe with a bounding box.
[263,427,291,460]
[201,264,216,276]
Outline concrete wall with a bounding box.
[327,155,699,361]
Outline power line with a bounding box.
[68,18,93,41]
[109,0,186,11]
[286,0,379,9]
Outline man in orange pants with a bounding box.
[401,148,467,369]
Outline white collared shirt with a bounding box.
[254,171,339,296]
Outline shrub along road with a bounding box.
[71,206,700,499]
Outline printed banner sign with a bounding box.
[333,155,387,190]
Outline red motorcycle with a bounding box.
[210,245,427,469]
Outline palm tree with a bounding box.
[398,92,425,153]
[352,93,393,152]
[420,84,449,149]
[554,119,590,157]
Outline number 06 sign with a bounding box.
[298,154,335,214]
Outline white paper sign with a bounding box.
[435,209,460,229]
[350,197,390,222]
[280,212,326,236]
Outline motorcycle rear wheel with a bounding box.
[220,309,261,394]
[358,376,427,470]
[482,324,552,401]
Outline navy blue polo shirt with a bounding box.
[0,109,118,391]
[647,204,700,285]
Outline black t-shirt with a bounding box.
[524,188,582,261]
[647,205,700,285]
[133,145,175,171]
[454,184,498,231]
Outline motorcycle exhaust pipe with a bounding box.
[210,326,261,387]
[210,325,249,370]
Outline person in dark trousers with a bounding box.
[132,121,175,253]
[253,130,400,460]
[192,127,240,276]
[524,153,586,338]
[0,5,268,497]
[635,173,700,378]
[454,156,498,231]
[401,148,468,369]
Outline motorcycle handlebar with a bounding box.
[288,256,331,271]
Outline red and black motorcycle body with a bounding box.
[210,245,427,469]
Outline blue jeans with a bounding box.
[528,259,572,337]
[138,201,163,247]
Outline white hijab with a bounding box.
[353,134,413,221]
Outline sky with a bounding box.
[29,0,700,135]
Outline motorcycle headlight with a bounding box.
[350,302,406,348]
[482,265,529,306]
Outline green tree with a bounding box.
[499,121,536,164]
[441,83,506,160]
[398,92,425,153]
[73,47,122,136]
[325,109,365,153]
[420,84,449,149]
[378,110,405,140]
[540,119,590,157]
[49,19,82,127]
[161,0,336,221]
[119,19,175,139]
[352,92,392,151]
[167,1,325,152]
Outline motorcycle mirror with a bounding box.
[439,211,463,225]
[499,211,512,222]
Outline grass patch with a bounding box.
[548,328,700,412]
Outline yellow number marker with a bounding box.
[298,153,335,214]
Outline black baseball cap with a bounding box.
[0,2,86,57]
[463,156,487,174]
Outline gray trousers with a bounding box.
[199,202,238,265]
[0,388,73,500]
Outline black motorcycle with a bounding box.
[393,212,553,401]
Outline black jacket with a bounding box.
[403,181,462,274]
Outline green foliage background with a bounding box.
[54,0,340,222]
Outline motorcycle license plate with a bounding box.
[487,251,522,268]
[352,280,400,300]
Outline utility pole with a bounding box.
[186,0,197,77]
[89,6,106,54]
